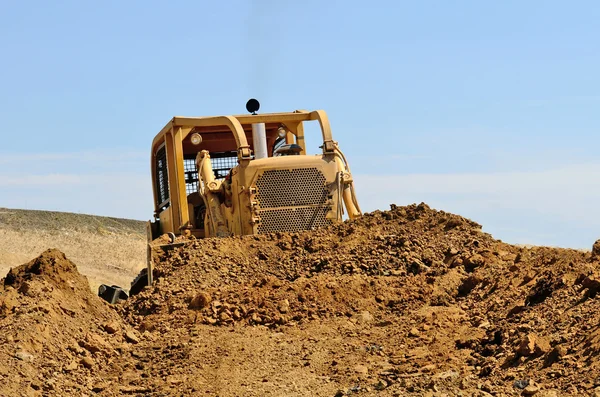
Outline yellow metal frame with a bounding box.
[151,110,335,158]
[150,109,353,236]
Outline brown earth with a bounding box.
[1,203,600,396]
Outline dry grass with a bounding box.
[0,208,146,293]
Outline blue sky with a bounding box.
[0,1,599,248]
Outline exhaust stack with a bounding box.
[246,98,268,159]
[251,123,268,159]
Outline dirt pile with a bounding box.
[0,249,138,396]
[1,203,600,396]
[127,203,495,329]
[122,203,600,396]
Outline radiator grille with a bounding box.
[254,168,331,234]
[255,169,327,208]
[257,207,331,233]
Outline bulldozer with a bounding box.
[105,100,362,300]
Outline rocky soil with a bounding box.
[1,203,599,396]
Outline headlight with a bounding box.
[190,133,202,145]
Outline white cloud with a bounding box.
[0,172,153,220]
[0,174,83,186]
[0,150,148,177]
[353,163,600,248]
[0,150,146,164]
[0,149,153,220]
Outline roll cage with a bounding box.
[150,110,338,234]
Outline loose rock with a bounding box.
[124,330,140,344]
[523,384,540,395]
[189,292,211,310]
[103,321,119,334]
[81,356,94,369]
[14,351,33,362]
[409,327,420,337]
[592,240,600,260]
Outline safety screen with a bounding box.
[155,146,169,206]
[210,151,238,180]
[184,151,238,194]
[184,158,199,194]
[254,168,331,233]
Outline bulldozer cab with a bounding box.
[148,101,361,243]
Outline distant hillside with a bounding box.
[0,208,145,235]
[0,208,146,293]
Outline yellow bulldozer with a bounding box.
[99,100,361,302]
